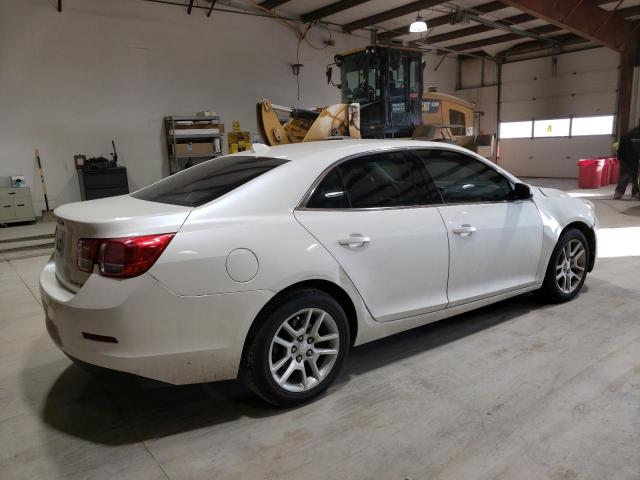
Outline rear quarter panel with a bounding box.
[149,211,346,296]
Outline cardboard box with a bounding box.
[175,142,215,156]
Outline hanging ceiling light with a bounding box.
[409,14,428,33]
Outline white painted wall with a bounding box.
[455,57,499,138]
[0,0,458,214]
[0,0,459,214]
[498,48,619,178]
[424,54,458,93]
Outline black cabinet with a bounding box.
[78,167,129,201]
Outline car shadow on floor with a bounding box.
[31,291,562,446]
[622,205,640,217]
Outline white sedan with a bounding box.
[41,139,597,406]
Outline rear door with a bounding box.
[295,149,449,322]
[413,148,543,306]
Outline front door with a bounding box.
[295,150,449,322]
[414,148,544,305]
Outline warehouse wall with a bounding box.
[0,0,459,214]
[456,57,500,138]
[632,66,640,128]
[498,48,619,178]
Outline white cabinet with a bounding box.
[0,188,36,224]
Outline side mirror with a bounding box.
[326,66,333,85]
[514,183,532,200]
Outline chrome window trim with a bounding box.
[296,199,534,213]
[296,145,528,212]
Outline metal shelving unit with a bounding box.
[164,115,223,174]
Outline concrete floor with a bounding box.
[2,180,640,480]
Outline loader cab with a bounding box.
[334,46,423,138]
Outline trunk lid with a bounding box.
[53,195,192,291]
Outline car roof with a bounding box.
[191,139,519,215]
[235,139,480,167]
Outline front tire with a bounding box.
[541,228,589,303]
[241,288,350,407]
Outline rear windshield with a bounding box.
[132,156,288,207]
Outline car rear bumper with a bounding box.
[40,258,274,384]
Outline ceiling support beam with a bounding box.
[259,0,292,9]
[377,1,505,41]
[342,0,445,32]
[418,12,534,44]
[491,5,640,58]
[206,0,217,17]
[498,0,639,52]
[618,5,640,18]
[301,0,372,23]
[447,24,560,52]
[500,33,583,56]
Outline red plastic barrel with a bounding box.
[600,158,611,186]
[577,159,604,189]
[609,157,620,185]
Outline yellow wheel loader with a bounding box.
[257,45,488,151]
[256,99,361,145]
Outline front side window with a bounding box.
[306,151,429,209]
[417,150,513,203]
[132,156,287,207]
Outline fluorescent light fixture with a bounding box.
[409,15,428,33]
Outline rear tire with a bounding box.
[241,288,350,407]
[540,228,589,303]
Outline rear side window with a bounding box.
[132,156,288,207]
[306,169,348,209]
[340,152,421,208]
[417,149,513,203]
[306,151,429,209]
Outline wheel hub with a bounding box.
[555,238,587,294]
[268,307,340,393]
[293,336,313,358]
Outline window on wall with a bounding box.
[500,115,615,139]
[571,115,614,136]
[533,118,571,138]
[499,121,532,139]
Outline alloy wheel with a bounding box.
[555,239,586,294]
[268,308,340,393]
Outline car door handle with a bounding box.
[452,224,477,237]
[339,234,370,248]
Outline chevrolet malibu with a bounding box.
[41,139,597,406]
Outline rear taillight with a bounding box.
[76,233,174,278]
[77,238,101,272]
